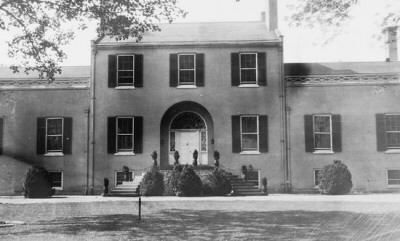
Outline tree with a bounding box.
[0,0,186,80]
[289,0,400,38]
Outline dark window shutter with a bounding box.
[304,115,314,153]
[376,114,386,152]
[332,115,342,152]
[134,116,143,153]
[170,54,178,87]
[63,117,73,154]
[232,115,241,153]
[0,118,3,155]
[196,53,205,87]
[134,54,143,87]
[259,115,268,153]
[37,118,46,155]
[258,52,267,86]
[107,117,116,154]
[231,53,240,86]
[108,55,117,88]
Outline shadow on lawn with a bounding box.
[12,210,400,240]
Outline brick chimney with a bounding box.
[385,27,398,62]
[264,0,278,31]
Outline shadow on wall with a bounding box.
[285,63,357,76]
[0,155,32,195]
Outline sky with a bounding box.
[0,0,391,66]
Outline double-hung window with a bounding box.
[241,116,259,152]
[117,55,134,86]
[313,115,332,151]
[46,118,64,153]
[385,114,400,149]
[49,171,63,190]
[240,53,257,85]
[178,54,196,86]
[116,117,134,153]
[388,169,400,186]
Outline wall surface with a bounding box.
[287,83,400,192]
[93,44,285,192]
[0,88,90,194]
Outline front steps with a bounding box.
[229,175,261,196]
[108,176,143,197]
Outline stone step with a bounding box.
[110,189,138,193]
[106,193,139,197]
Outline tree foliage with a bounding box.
[289,0,400,36]
[0,0,186,79]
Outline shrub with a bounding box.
[202,183,214,196]
[140,165,164,196]
[319,160,353,195]
[166,164,182,195]
[207,167,232,196]
[178,165,202,196]
[22,165,54,198]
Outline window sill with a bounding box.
[115,86,135,90]
[387,185,400,189]
[238,84,259,88]
[114,152,135,156]
[44,152,64,157]
[385,149,400,154]
[177,85,197,89]
[53,187,63,190]
[240,151,261,155]
[313,150,334,155]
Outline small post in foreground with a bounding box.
[138,196,141,221]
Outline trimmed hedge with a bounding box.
[166,164,182,195]
[207,167,232,196]
[319,160,353,195]
[140,165,164,196]
[22,165,54,198]
[178,165,203,196]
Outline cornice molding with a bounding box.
[286,73,400,87]
[0,78,90,90]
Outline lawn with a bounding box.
[1,197,400,240]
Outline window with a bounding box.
[116,117,134,152]
[49,171,63,190]
[388,170,400,186]
[313,115,332,151]
[232,115,268,153]
[115,171,133,186]
[169,53,204,87]
[178,54,195,85]
[376,114,400,152]
[385,115,400,149]
[107,116,143,154]
[117,55,134,86]
[240,53,257,84]
[108,54,143,88]
[46,118,63,152]
[37,117,72,155]
[314,169,322,186]
[231,52,266,87]
[304,114,341,153]
[241,116,259,151]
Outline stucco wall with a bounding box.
[0,89,90,194]
[287,84,400,192]
[93,44,284,192]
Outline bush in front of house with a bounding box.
[22,165,54,198]
[140,165,164,196]
[207,167,232,196]
[319,160,353,195]
[166,164,183,195]
[177,165,202,196]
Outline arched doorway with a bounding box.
[160,101,214,168]
[169,112,207,165]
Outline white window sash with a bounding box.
[45,118,63,153]
[178,54,196,85]
[239,53,258,84]
[116,117,134,152]
[240,115,259,151]
[313,115,332,150]
[117,55,135,86]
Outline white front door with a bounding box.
[179,131,199,165]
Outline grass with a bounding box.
[1,199,400,240]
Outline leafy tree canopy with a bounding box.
[0,0,186,79]
[289,0,400,40]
